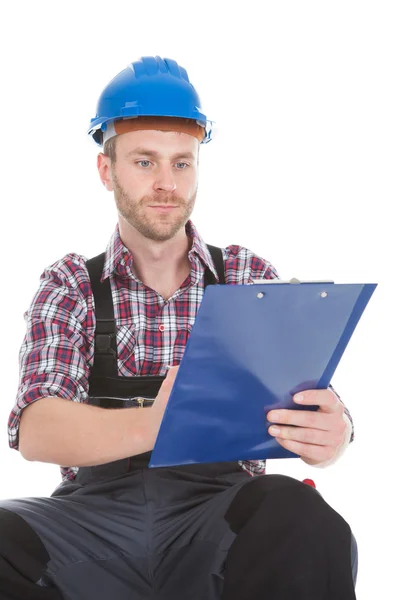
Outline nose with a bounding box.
[153,164,177,193]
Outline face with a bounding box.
[98,129,200,242]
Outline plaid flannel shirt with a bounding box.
[9,220,354,481]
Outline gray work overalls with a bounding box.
[0,246,358,600]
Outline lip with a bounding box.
[148,206,178,211]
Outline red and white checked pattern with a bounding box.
[8,220,353,481]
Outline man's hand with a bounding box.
[266,389,348,466]
[149,365,180,446]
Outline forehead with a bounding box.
[116,129,199,160]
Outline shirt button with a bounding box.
[159,325,165,332]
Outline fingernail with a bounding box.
[269,426,280,435]
[294,394,304,402]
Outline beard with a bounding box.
[112,171,197,242]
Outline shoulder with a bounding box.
[222,244,279,284]
[27,252,92,321]
[40,252,91,294]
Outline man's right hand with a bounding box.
[149,365,180,446]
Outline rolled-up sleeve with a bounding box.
[8,254,94,450]
[329,385,355,443]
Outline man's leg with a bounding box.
[0,491,153,600]
[0,508,62,600]
[221,474,357,600]
[351,533,358,586]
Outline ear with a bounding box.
[97,153,114,191]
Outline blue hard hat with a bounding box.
[88,56,213,146]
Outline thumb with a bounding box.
[162,365,179,390]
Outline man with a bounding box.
[0,56,357,599]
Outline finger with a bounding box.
[293,388,344,414]
[162,365,179,389]
[267,408,332,431]
[268,425,344,447]
[274,437,335,463]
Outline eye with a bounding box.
[176,162,189,169]
[137,160,152,168]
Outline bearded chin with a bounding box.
[114,185,197,242]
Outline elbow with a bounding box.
[19,447,35,462]
[18,425,35,462]
[18,405,41,461]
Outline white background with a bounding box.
[0,1,399,597]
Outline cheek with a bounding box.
[117,168,150,194]
[182,169,198,192]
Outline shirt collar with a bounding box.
[101,220,219,283]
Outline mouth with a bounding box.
[148,206,178,211]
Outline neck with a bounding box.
[118,218,193,296]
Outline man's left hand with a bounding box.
[266,389,348,466]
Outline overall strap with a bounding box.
[86,253,117,379]
[86,244,225,379]
[204,244,226,286]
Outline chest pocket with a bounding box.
[173,325,192,356]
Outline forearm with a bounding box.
[19,397,161,467]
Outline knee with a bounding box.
[224,475,357,589]
[224,474,335,535]
[0,506,50,566]
[0,506,18,550]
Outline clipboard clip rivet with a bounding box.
[320,291,328,298]
[257,292,265,299]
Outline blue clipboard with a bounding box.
[149,280,377,468]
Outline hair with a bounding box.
[103,136,117,164]
[102,130,200,166]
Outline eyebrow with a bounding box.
[125,147,196,161]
